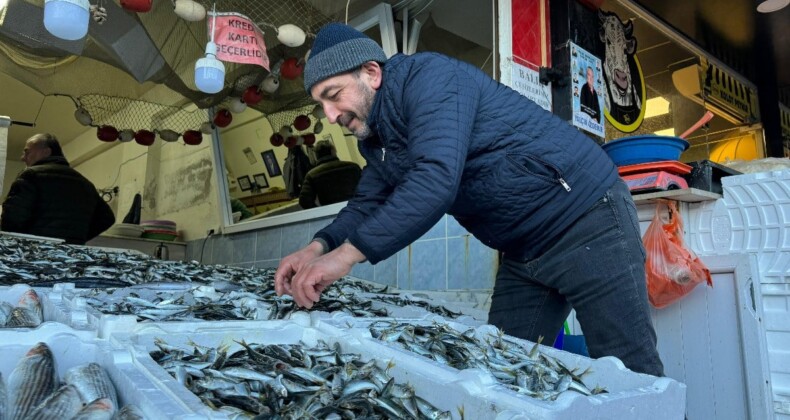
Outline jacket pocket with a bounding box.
[506,153,572,192]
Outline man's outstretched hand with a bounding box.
[274,241,366,308]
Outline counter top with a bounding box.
[632,188,721,204]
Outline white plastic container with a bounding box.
[53,282,270,339]
[0,283,84,331]
[684,170,790,418]
[0,323,202,419]
[688,170,790,283]
[115,319,515,419]
[314,313,686,420]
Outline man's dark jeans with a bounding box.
[488,178,664,377]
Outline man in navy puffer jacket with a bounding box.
[275,23,663,377]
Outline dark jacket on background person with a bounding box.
[283,146,314,198]
[1,156,115,244]
[299,155,362,209]
[314,52,618,264]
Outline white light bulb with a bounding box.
[44,0,90,41]
[194,41,225,94]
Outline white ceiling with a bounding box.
[1,72,91,161]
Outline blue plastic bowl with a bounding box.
[601,135,689,166]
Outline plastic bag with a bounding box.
[643,200,712,308]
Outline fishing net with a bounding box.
[76,94,209,133]
[0,0,342,132]
[0,1,443,133]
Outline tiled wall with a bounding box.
[186,215,498,292]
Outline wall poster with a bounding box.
[570,42,604,138]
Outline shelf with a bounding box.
[96,233,186,245]
[631,188,721,204]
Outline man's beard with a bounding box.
[340,78,376,140]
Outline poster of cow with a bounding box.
[570,42,605,137]
[599,10,646,133]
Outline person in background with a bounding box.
[230,197,254,220]
[274,23,663,377]
[580,66,601,120]
[299,139,362,209]
[1,133,115,244]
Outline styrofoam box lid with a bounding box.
[313,313,686,419]
[687,170,790,283]
[0,325,203,420]
[117,320,513,420]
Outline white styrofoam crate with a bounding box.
[314,313,686,420]
[687,170,790,283]
[0,323,202,419]
[0,283,87,331]
[650,254,774,420]
[114,320,513,420]
[52,282,281,339]
[763,282,790,417]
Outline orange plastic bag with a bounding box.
[643,200,712,308]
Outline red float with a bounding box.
[120,0,152,12]
[280,57,304,80]
[293,114,311,131]
[242,86,264,105]
[183,130,203,145]
[213,109,233,127]
[134,129,156,146]
[284,136,298,148]
[270,133,284,147]
[302,133,316,146]
[96,125,118,142]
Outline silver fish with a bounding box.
[65,362,119,409]
[0,301,14,326]
[8,342,59,420]
[24,384,83,420]
[72,397,115,420]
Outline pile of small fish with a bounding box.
[0,235,478,322]
[0,289,43,328]
[361,293,464,319]
[0,342,144,419]
[0,236,268,287]
[151,338,452,419]
[79,281,390,322]
[369,321,605,401]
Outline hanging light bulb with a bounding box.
[44,0,90,41]
[194,4,225,94]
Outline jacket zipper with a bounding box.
[521,154,572,192]
[558,177,571,192]
[381,148,386,161]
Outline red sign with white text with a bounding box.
[208,13,270,70]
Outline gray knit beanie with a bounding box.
[303,23,388,94]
